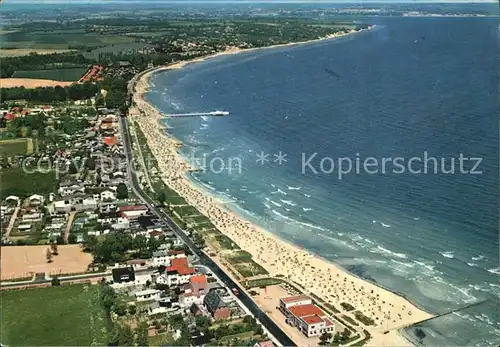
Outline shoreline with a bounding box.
[130,26,434,346]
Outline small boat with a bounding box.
[232,288,240,296]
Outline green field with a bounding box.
[0,138,32,156]
[0,31,136,50]
[1,284,108,346]
[0,167,58,197]
[13,67,88,81]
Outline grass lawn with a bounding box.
[215,234,240,250]
[0,167,58,197]
[0,138,32,156]
[245,277,284,289]
[13,68,88,81]
[1,284,108,346]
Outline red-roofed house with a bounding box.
[160,257,195,286]
[118,205,148,219]
[4,113,15,121]
[279,296,335,337]
[180,274,208,306]
[103,136,117,147]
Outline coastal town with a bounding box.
[1,2,494,347]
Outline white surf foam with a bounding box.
[487,267,500,275]
[376,246,408,259]
[287,185,301,190]
[304,194,311,198]
[440,251,455,259]
[413,260,435,271]
[303,207,313,212]
[280,199,296,207]
[472,255,485,261]
[380,222,391,228]
[270,200,282,207]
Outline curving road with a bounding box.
[119,115,295,347]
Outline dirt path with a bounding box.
[64,212,76,243]
[4,207,20,239]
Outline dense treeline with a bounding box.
[0,82,98,102]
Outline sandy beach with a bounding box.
[131,27,433,346]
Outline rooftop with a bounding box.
[301,314,324,325]
[167,257,195,276]
[281,295,311,304]
[118,205,148,212]
[288,304,324,318]
[190,274,207,284]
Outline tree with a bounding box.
[46,248,53,263]
[109,324,134,346]
[112,302,128,316]
[50,243,58,255]
[68,234,77,244]
[319,332,332,345]
[85,157,96,170]
[51,277,61,286]
[56,235,64,245]
[116,183,128,199]
[128,305,137,315]
[136,322,149,346]
[157,191,166,205]
[194,315,211,332]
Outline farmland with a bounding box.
[0,284,108,346]
[1,245,93,280]
[13,67,88,81]
[0,167,59,197]
[0,31,136,50]
[0,138,34,157]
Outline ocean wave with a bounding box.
[280,199,296,207]
[413,217,420,220]
[413,260,435,271]
[472,255,485,261]
[487,267,500,275]
[270,200,282,207]
[263,202,271,209]
[271,209,293,221]
[372,220,376,224]
[380,222,391,228]
[375,246,408,259]
[467,262,478,267]
[391,259,415,268]
[287,185,301,190]
[304,194,311,198]
[200,123,209,130]
[171,101,181,110]
[200,115,208,121]
[303,207,313,212]
[440,251,455,259]
[319,234,358,250]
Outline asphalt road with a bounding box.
[119,116,295,346]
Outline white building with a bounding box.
[134,289,161,302]
[100,190,116,201]
[152,249,186,267]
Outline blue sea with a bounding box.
[146,17,500,345]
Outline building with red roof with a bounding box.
[159,257,196,287]
[180,274,209,307]
[279,296,335,337]
[103,136,117,147]
[118,205,148,219]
